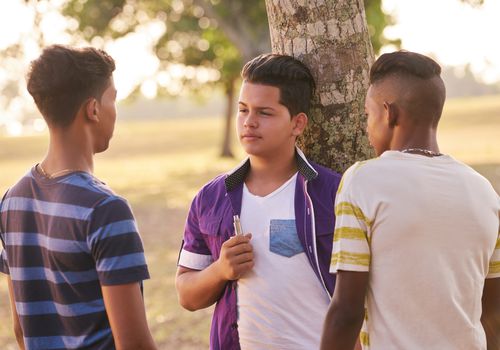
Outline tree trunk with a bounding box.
[265,0,375,173]
[220,78,236,158]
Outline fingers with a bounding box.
[219,243,253,263]
[232,252,253,264]
[229,242,253,255]
[227,260,255,280]
[223,233,252,248]
[218,234,255,280]
[236,261,254,276]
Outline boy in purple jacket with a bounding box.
[176,53,341,349]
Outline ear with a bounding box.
[291,112,308,136]
[85,98,99,123]
[383,101,398,128]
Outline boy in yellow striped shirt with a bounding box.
[320,51,500,350]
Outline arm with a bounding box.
[7,276,25,349]
[320,271,369,350]
[482,277,500,350]
[102,282,156,350]
[176,233,254,311]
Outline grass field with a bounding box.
[0,94,499,349]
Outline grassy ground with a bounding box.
[0,94,499,348]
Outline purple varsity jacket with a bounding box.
[178,149,341,349]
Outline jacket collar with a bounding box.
[224,147,318,192]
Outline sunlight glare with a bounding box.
[383,0,500,83]
[141,80,158,99]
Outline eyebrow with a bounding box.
[238,102,276,111]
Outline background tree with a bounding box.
[0,2,47,135]
[62,0,394,159]
[63,0,270,157]
[265,0,484,171]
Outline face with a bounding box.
[94,77,117,153]
[365,84,392,156]
[237,82,305,159]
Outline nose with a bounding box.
[243,111,258,128]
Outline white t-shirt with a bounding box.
[238,173,330,350]
[331,151,500,350]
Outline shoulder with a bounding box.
[3,169,36,198]
[70,173,117,199]
[447,158,499,199]
[306,161,342,198]
[194,173,228,202]
[88,184,135,229]
[87,195,137,240]
[303,162,342,206]
[345,158,382,179]
[199,173,227,194]
[188,173,230,213]
[336,158,381,195]
[310,161,342,184]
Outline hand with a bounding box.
[215,233,254,280]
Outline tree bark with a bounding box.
[265,0,375,173]
[220,78,236,158]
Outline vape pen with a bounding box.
[233,215,243,235]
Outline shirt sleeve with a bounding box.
[178,191,214,270]
[87,196,150,286]
[487,227,500,279]
[0,249,9,275]
[330,165,371,273]
[0,193,9,275]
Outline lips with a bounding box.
[241,134,261,140]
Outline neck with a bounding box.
[391,127,440,153]
[41,129,94,176]
[245,147,297,196]
[248,146,297,178]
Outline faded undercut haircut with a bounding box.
[369,50,446,125]
[241,53,316,117]
[369,50,442,84]
[27,45,115,127]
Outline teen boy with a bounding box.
[321,51,500,349]
[176,54,342,349]
[0,45,156,349]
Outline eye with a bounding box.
[260,111,271,116]
[238,108,248,114]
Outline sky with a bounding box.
[0,0,499,135]
[382,0,500,84]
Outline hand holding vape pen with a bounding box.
[233,215,243,235]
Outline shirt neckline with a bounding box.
[380,150,454,162]
[243,172,298,200]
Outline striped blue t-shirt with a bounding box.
[0,167,150,349]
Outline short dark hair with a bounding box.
[369,50,441,84]
[241,53,316,116]
[27,45,115,127]
[369,50,446,125]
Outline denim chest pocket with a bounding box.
[269,219,303,257]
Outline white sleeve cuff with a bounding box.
[178,249,213,270]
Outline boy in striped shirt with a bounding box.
[321,51,499,349]
[0,45,156,349]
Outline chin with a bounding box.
[95,142,110,154]
[240,143,259,156]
